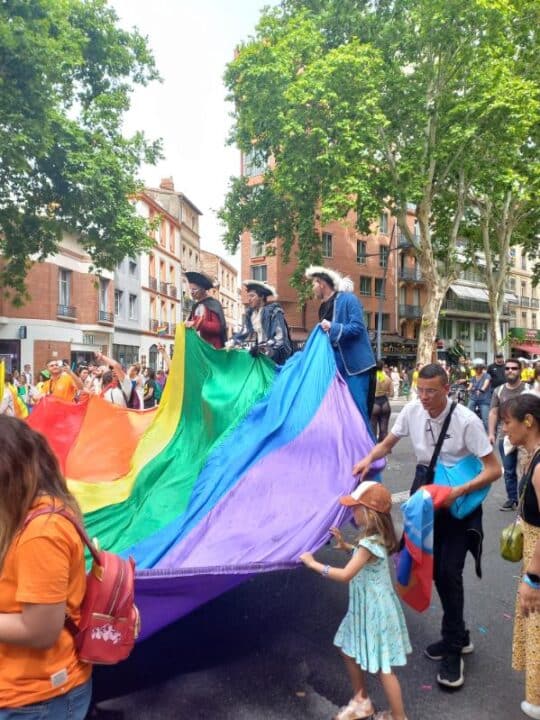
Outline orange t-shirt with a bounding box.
[0,497,91,707]
[43,373,78,402]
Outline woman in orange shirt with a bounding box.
[0,417,92,719]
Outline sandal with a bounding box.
[374,712,408,720]
[334,697,375,720]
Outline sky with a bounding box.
[110,0,280,268]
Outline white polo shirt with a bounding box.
[391,398,492,466]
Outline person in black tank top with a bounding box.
[500,393,540,718]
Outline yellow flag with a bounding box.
[0,360,5,403]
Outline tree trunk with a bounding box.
[416,281,447,365]
[489,301,504,355]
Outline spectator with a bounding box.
[371,360,393,442]
[468,358,492,430]
[0,417,92,718]
[487,352,506,390]
[41,360,83,402]
[143,368,158,409]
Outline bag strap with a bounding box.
[427,401,457,478]
[518,448,540,516]
[23,507,101,565]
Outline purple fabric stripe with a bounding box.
[154,373,383,573]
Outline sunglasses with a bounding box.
[505,366,520,371]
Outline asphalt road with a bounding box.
[92,403,524,720]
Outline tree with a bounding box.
[221,0,539,362]
[0,0,162,303]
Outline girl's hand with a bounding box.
[519,581,540,617]
[329,527,347,550]
[299,552,315,568]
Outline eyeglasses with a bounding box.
[417,387,441,397]
[505,366,520,371]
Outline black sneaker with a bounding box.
[437,653,464,688]
[424,638,474,661]
[500,499,518,511]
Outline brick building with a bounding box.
[0,235,114,377]
[200,250,240,336]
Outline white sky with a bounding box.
[110,0,279,269]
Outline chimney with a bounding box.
[160,177,174,191]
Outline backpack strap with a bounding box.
[23,507,101,565]
[427,401,457,479]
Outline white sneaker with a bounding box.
[522,701,540,719]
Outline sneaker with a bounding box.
[424,638,474,661]
[521,701,540,719]
[437,654,464,688]
[500,499,518,511]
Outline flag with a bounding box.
[156,323,168,336]
[0,360,5,403]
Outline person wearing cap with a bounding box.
[300,482,410,720]
[232,281,292,365]
[487,352,506,390]
[352,363,501,690]
[305,265,375,425]
[184,271,227,349]
[467,358,492,430]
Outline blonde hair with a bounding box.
[0,417,81,570]
[355,505,399,554]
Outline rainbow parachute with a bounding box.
[29,326,382,640]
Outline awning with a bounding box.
[449,284,488,301]
[511,343,540,356]
[504,292,519,303]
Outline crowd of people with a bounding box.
[1,265,540,719]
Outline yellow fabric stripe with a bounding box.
[68,324,186,513]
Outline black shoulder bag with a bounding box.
[410,402,457,495]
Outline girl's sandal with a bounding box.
[334,697,375,720]
[374,712,408,720]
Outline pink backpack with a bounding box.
[24,508,140,665]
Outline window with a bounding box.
[521,254,527,270]
[413,220,420,241]
[457,321,470,340]
[114,290,123,316]
[437,318,453,339]
[375,313,390,331]
[99,278,109,312]
[128,294,137,320]
[58,269,71,306]
[364,312,372,329]
[532,314,537,329]
[522,312,527,323]
[356,240,367,264]
[380,213,389,234]
[250,265,267,282]
[243,148,266,178]
[359,276,372,296]
[250,236,265,257]
[379,245,389,268]
[375,278,385,297]
[474,323,487,342]
[129,260,137,276]
[322,232,333,258]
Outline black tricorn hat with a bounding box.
[243,280,277,298]
[185,271,215,290]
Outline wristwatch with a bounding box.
[526,572,540,584]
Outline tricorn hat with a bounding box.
[185,271,215,290]
[305,265,342,290]
[243,280,277,298]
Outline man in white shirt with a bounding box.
[353,363,501,690]
[95,352,133,408]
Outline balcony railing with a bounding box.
[399,304,422,319]
[442,298,491,314]
[149,319,172,335]
[521,296,530,307]
[57,304,76,318]
[148,276,158,291]
[159,281,169,294]
[398,268,424,282]
[169,285,178,298]
[98,310,114,324]
[531,298,539,309]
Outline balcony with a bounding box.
[521,296,530,307]
[169,285,178,298]
[159,281,169,294]
[148,276,158,291]
[398,267,424,282]
[399,304,422,319]
[57,304,76,319]
[442,298,491,314]
[98,310,114,324]
[531,298,539,309]
[149,319,172,335]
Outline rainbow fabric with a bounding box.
[29,325,383,639]
[396,484,452,612]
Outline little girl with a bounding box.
[300,481,410,720]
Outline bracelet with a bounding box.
[523,575,540,590]
[322,565,330,577]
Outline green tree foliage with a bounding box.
[0,0,162,302]
[221,0,539,360]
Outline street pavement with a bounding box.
[92,399,524,719]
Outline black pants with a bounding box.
[433,507,480,652]
[370,396,391,442]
